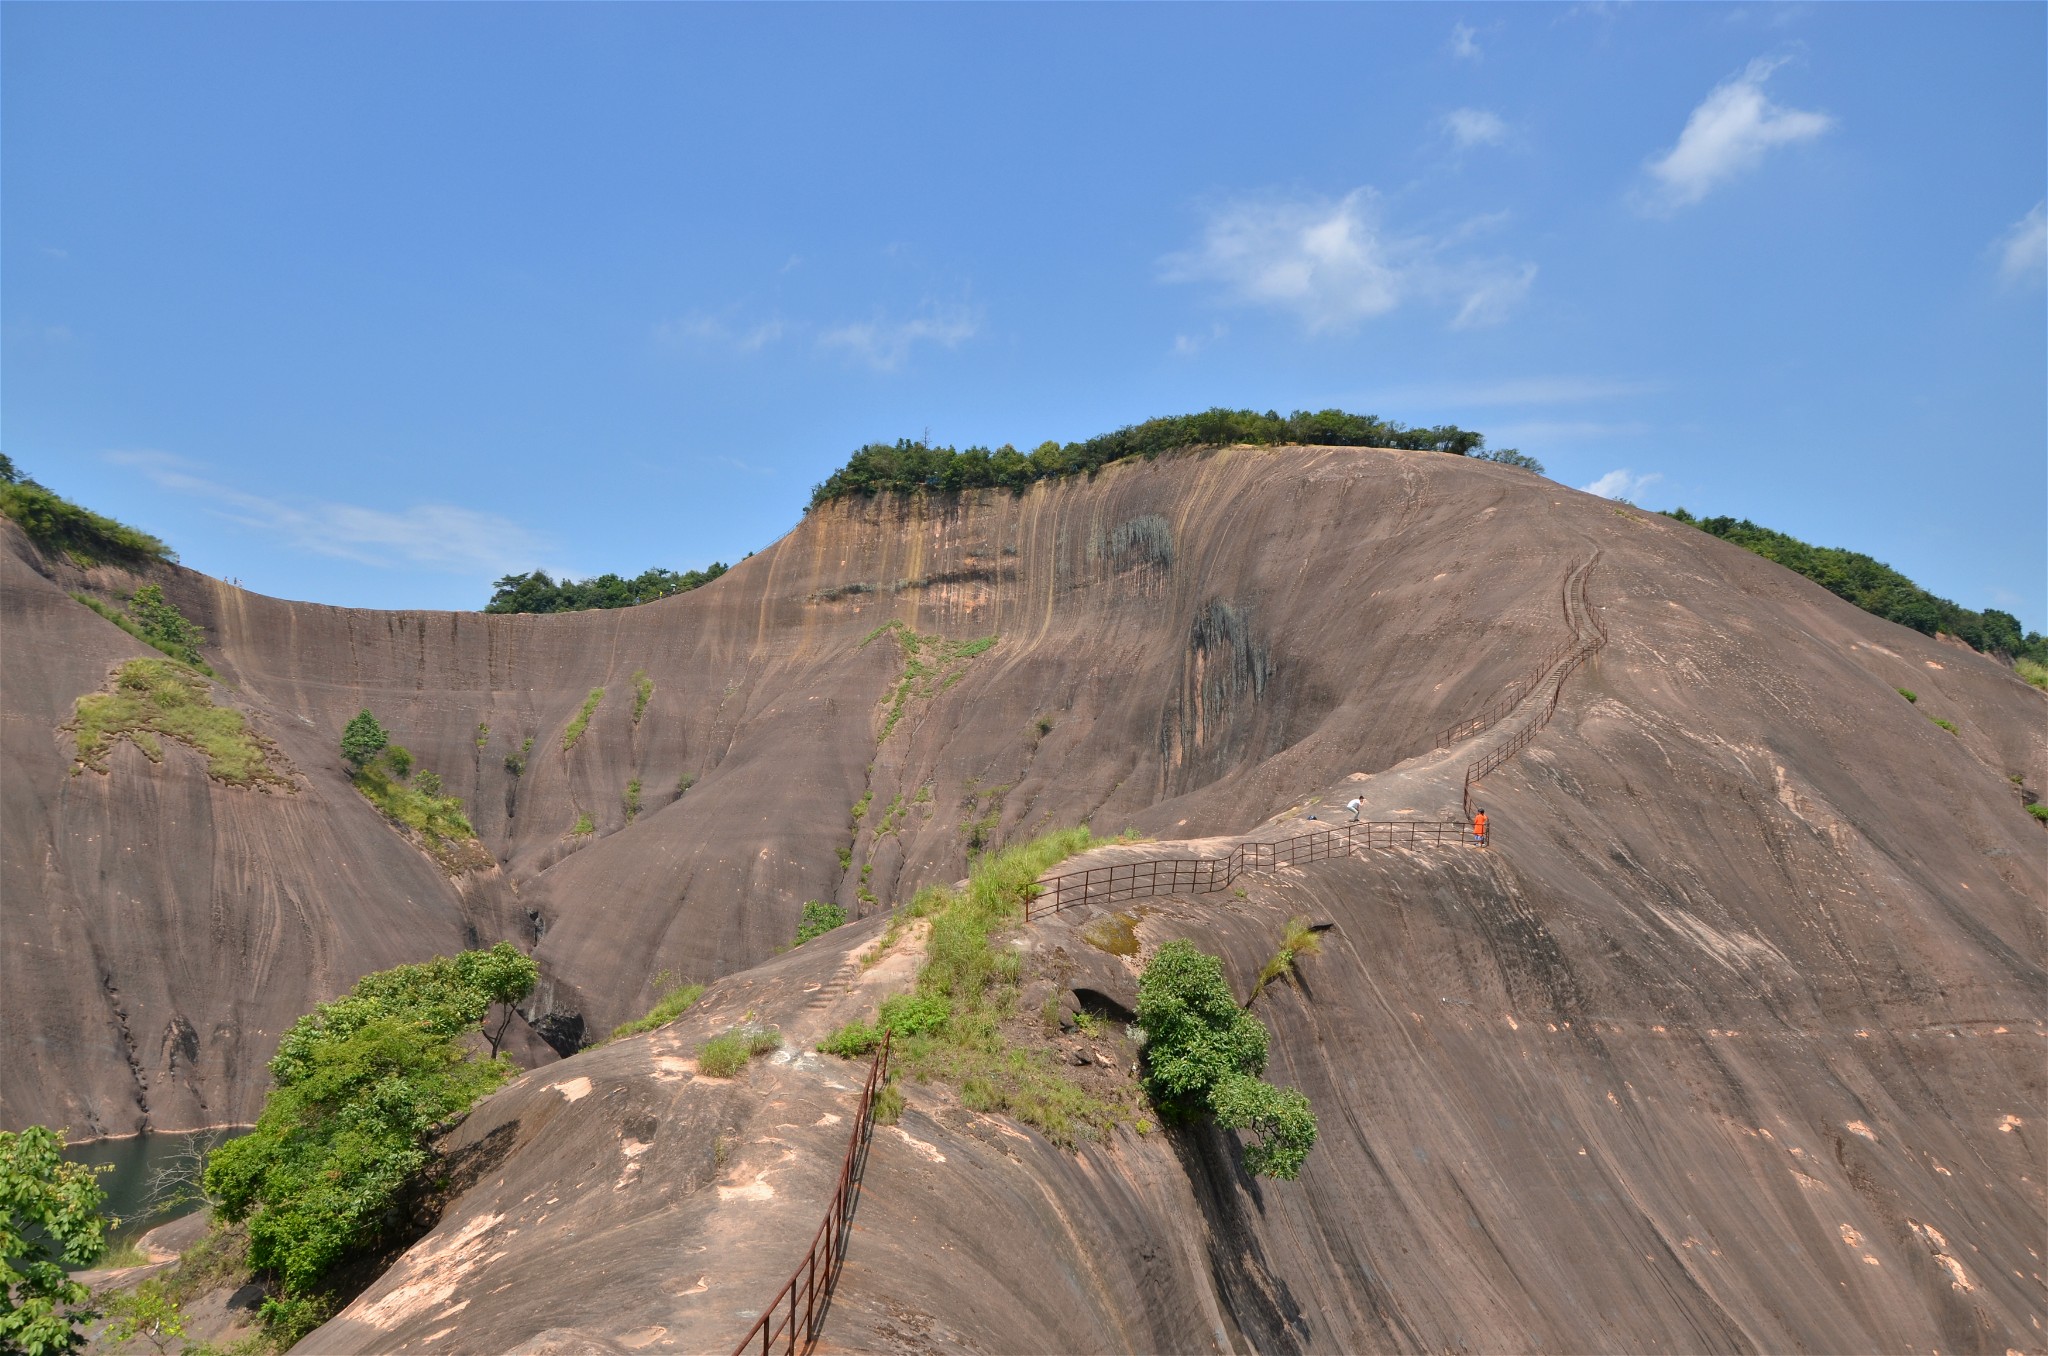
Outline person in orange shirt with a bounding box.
[1472,809,1488,846]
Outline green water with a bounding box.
[64,1127,248,1246]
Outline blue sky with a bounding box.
[5,3,2043,626]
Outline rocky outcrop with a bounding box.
[10,444,2045,1351]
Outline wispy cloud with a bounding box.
[41,246,68,261]
[1581,467,1663,501]
[1639,57,1832,212]
[1162,188,1537,333]
[1443,108,1508,148]
[1172,322,1229,358]
[817,304,979,371]
[655,310,785,353]
[106,451,555,576]
[1449,22,1482,60]
[1996,203,2046,286]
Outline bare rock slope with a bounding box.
[8,445,2045,1351]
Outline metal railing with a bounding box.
[731,1030,892,1356]
[1461,563,1606,817]
[1026,818,1472,920]
[728,558,1607,1353]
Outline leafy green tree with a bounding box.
[808,409,1504,507]
[1209,1073,1318,1181]
[1135,939,1318,1180]
[1664,509,2048,665]
[794,900,848,945]
[97,1279,185,1354]
[458,942,541,1058]
[482,563,729,615]
[123,586,206,668]
[1474,447,1545,474]
[0,479,174,567]
[203,946,535,1314]
[1135,941,1270,1118]
[1,1126,110,1355]
[339,710,387,771]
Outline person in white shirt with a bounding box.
[1346,796,1363,823]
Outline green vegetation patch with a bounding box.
[484,563,727,614]
[2028,803,2048,823]
[1665,508,2047,667]
[2017,657,2048,691]
[203,945,536,1332]
[1,455,174,567]
[74,583,212,673]
[1897,688,1917,703]
[623,779,642,822]
[696,1027,781,1078]
[607,976,706,1041]
[818,827,1142,1146]
[862,622,998,743]
[1137,938,1318,1180]
[339,710,484,869]
[809,409,1511,506]
[1930,717,1958,734]
[795,900,848,946]
[1,1124,111,1354]
[570,811,595,837]
[631,669,654,724]
[563,687,604,751]
[70,659,291,788]
[1246,917,1322,1007]
[1081,909,1144,957]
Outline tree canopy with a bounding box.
[1135,939,1318,1180]
[339,710,388,770]
[808,408,1515,507]
[1,1125,110,1355]
[483,563,728,614]
[1665,509,2047,665]
[0,458,174,568]
[203,944,537,1320]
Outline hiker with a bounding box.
[1472,809,1488,846]
[1346,795,1363,823]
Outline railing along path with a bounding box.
[731,1031,892,1356]
[729,556,1605,1351]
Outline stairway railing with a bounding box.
[731,1030,892,1356]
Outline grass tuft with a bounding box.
[69,659,290,787]
[818,825,1138,1147]
[608,977,705,1041]
[697,1027,781,1078]
[563,688,604,751]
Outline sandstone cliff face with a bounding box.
[11,444,1633,1131]
[10,445,2045,1351]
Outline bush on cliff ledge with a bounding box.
[203,945,537,1336]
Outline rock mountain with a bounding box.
[5,444,2042,1351]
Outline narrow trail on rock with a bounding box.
[1028,549,1606,916]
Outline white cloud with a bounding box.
[41,246,68,261]
[818,305,978,371]
[105,450,555,576]
[1581,468,1662,501]
[655,311,784,353]
[1172,323,1228,357]
[1996,203,2046,286]
[1641,57,1832,212]
[1162,188,1537,334]
[1443,108,1508,148]
[1449,22,1482,60]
